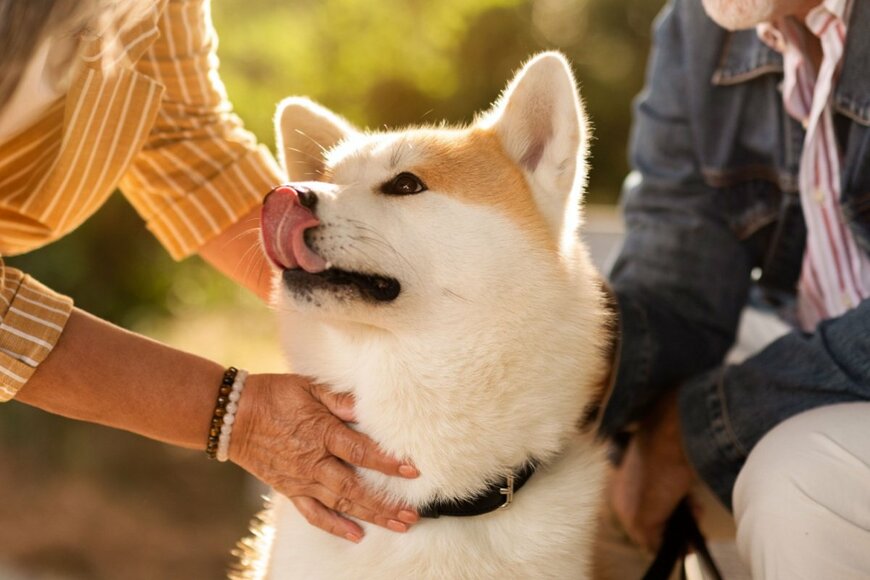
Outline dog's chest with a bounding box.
[265,436,607,580]
[267,311,608,579]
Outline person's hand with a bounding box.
[610,390,696,551]
[230,374,420,543]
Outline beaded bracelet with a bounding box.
[206,366,245,460]
[217,368,248,462]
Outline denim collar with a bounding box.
[712,2,870,126]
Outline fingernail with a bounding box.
[399,464,419,478]
[397,510,419,524]
[345,532,362,543]
[387,519,408,533]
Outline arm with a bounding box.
[14,307,419,540]
[601,0,753,436]
[118,0,283,288]
[608,0,752,547]
[615,298,870,548]
[199,205,273,301]
[15,307,226,449]
[680,297,870,506]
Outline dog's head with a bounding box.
[262,52,590,330]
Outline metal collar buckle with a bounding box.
[498,473,516,509]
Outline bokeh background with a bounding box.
[0,0,661,577]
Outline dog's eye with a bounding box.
[381,172,427,196]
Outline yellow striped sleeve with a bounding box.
[118,0,282,260]
[0,262,73,402]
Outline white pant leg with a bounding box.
[733,403,870,580]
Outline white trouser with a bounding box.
[733,402,870,580]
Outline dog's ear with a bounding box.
[275,97,357,181]
[478,52,588,236]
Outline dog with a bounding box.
[247,51,613,579]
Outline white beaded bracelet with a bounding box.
[217,368,248,462]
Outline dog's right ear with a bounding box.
[476,52,588,240]
[275,97,357,181]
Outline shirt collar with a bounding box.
[756,0,851,53]
[711,0,870,125]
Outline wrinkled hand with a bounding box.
[610,390,696,551]
[230,373,420,542]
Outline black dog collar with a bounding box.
[419,461,539,518]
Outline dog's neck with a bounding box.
[279,265,610,508]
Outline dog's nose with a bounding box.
[263,185,318,214]
[295,186,318,212]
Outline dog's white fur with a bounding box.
[252,52,611,579]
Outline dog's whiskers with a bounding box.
[339,217,421,285]
[292,129,329,155]
[443,288,471,303]
[227,226,261,246]
[237,241,271,293]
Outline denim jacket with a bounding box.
[601,0,870,507]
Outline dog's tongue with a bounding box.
[261,186,328,273]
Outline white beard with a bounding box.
[701,0,777,30]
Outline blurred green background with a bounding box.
[0,0,662,578]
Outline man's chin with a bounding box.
[701,0,775,30]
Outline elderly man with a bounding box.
[605,0,870,577]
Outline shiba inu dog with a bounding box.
[252,51,612,579]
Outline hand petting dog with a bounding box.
[610,391,697,551]
[230,374,420,542]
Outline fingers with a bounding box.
[249,376,423,541]
[611,445,662,551]
[630,515,665,551]
[305,381,419,478]
[610,435,692,552]
[291,496,364,543]
[316,483,418,533]
[323,420,419,478]
[286,472,419,544]
[309,383,357,423]
[314,455,418,527]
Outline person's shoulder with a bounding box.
[652,0,730,80]
[660,0,728,46]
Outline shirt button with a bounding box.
[843,293,853,309]
[814,189,826,203]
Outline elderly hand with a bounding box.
[610,390,696,551]
[230,373,420,543]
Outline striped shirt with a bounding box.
[758,0,870,331]
[0,0,282,401]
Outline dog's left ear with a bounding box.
[478,52,588,236]
[275,97,358,181]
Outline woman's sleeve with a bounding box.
[0,261,73,402]
[118,0,283,260]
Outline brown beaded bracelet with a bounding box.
[206,366,238,459]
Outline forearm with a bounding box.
[601,0,753,434]
[679,297,870,507]
[200,206,275,302]
[602,237,751,436]
[15,307,223,450]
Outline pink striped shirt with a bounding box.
[758,0,870,331]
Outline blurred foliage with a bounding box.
[7,0,662,325]
[5,198,233,327]
[215,0,662,203]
